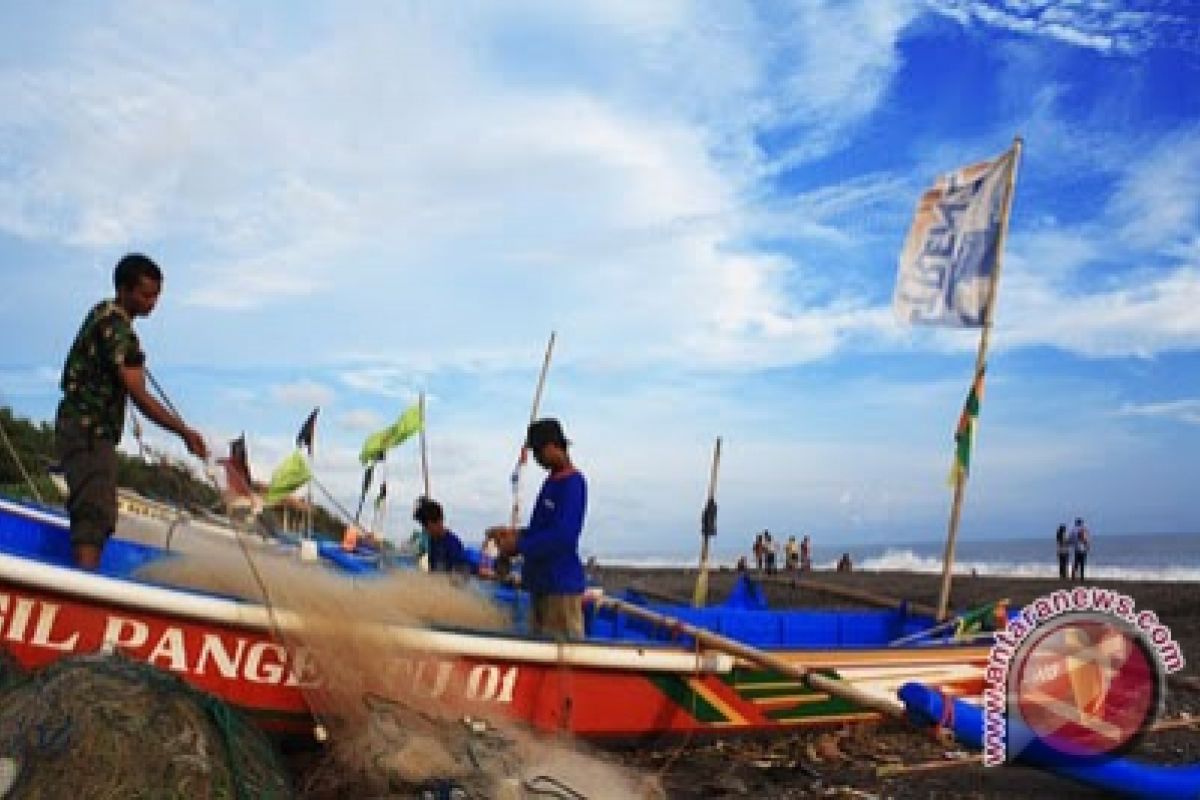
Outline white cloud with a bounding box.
[338,368,425,401]
[0,2,927,377]
[270,380,333,409]
[1116,398,1200,426]
[754,2,920,171]
[925,0,1179,54]
[1111,126,1200,250]
[338,409,384,432]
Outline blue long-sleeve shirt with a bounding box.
[519,468,587,595]
[428,530,467,572]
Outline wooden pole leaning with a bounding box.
[692,436,723,608]
[509,331,557,530]
[591,593,906,719]
[935,136,1023,621]
[419,391,431,500]
[756,573,940,619]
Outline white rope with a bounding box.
[0,414,43,502]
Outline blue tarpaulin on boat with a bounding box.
[587,599,935,648]
[722,574,767,610]
[0,500,170,578]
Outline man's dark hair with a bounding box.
[413,497,444,525]
[114,253,163,291]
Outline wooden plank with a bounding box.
[756,574,940,618]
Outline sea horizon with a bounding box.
[586,531,1200,583]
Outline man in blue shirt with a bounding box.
[490,418,587,639]
[414,497,469,573]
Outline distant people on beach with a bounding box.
[785,536,799,571]
[764,530,777,575]
[800,534,812,572]
[837,552,853,573]
[736,555,748,572]
[1055,523,1070,580]
[753,532,765,571]
[1071,517,1091,581]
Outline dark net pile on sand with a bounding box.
[137,535,660,798]
[0,651,290,799]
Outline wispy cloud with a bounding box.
[925,0,1188,54]
[997,260,1200,359]
[1116,398,1200,425]
[1111,126,1200,251]
[0,2,927,377]
[270,380,333,409]
[338,409,384,433]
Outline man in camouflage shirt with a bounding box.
[56,253,208,569]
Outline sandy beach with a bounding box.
[585,566,1200,799]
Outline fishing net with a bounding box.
[0,651,290,799]
[0,650,24,695]
[132,530,659,798]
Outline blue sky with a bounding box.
[1,1,1198,561]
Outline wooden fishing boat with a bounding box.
[0,495,988,740]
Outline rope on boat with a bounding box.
[136,372,336,766]
[524,774,588,798]
[0,413,44,503]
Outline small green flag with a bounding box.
[359,402,424,465]
[954,598,1008,639]
[264,449,312,505]
[950,366,986,484]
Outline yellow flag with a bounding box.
[359,402,423,465]
[264,449,312,505]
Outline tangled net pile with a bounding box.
[0,652,290,799]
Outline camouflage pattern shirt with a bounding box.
[58,300,145,443]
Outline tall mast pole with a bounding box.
[936,136,1023,620]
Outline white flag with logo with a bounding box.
[894,148,1015,327]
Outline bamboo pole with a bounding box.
[877,754,981,777]
[936,136,1023,621]
[590,593,905,718]
[888,598,1008,646]
[509,331,557,530]
[878,713,1200,777]
[628,582,692,606]
[756,573,940,618]
[418,391,431,499]
[692,436,722,608]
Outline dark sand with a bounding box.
[588,566,1200,799]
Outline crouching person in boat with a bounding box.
[413,496,472,574]
[488,418,587,640]
[55,253,208,570]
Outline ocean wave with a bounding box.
[593,548,1200,582]
[855,548,1200,583]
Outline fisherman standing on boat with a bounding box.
[55,254,208,570]
[488,418,587,639]
[414,497,470,573]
